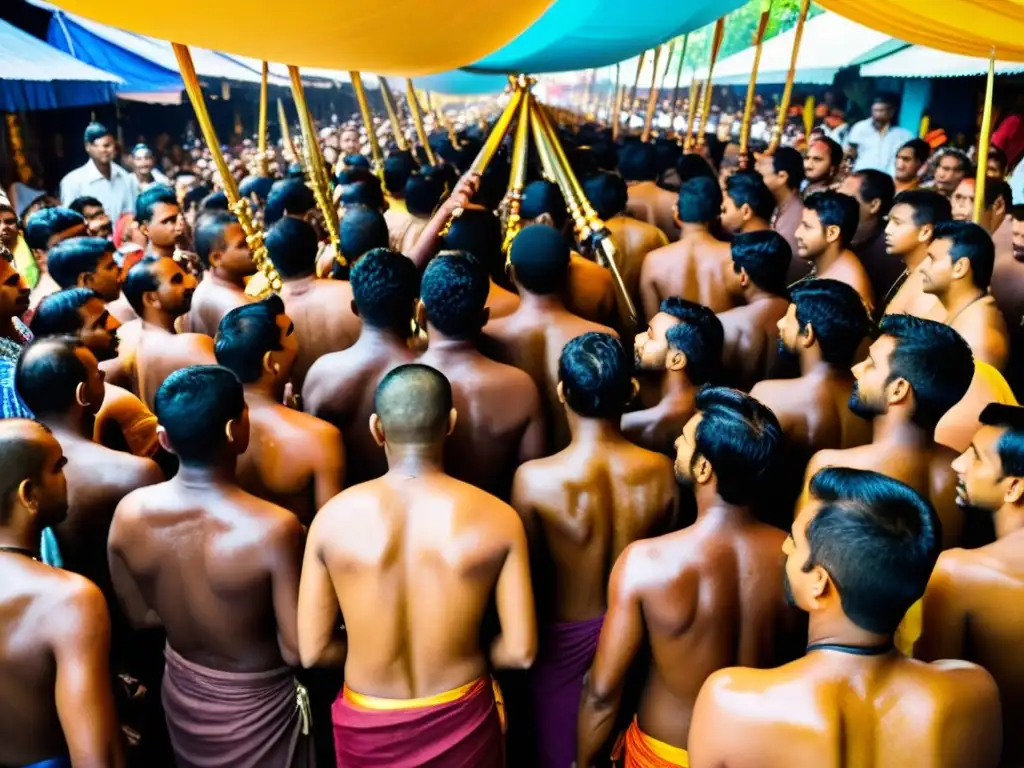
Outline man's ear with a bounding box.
[369,413,385,447]
[156,425,175,455]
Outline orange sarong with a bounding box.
[613,717,689,767]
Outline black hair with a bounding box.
[988,146,1008,174]
[349,247,419,329]
[663,303,725,385]
[853,170,895,217]
[810,136,843,168]
[509,223,570,295]
[618,142,659,182]
[405,172,446,217]
[931,220,996,291]
[730,230,791,296]
[979,403,1024,478]
[154,365,246,465]
[46,236,114,289]
[383,151,417,198]
[68,196,104,216]
[583,172,629,221]
[135,184,178,224]
[937,148,973,176]
[374,363,453,443]
[0,420,52,523]
[892,189,952,227]
[441,208,504,281]
[985,179,1013,210]
[340,178,386,211]
[183,184,212,212]
[771,147,805,190]
[804,191,859,249]
[520,180,567,229]
[1013,204,1024,223]
[678,176,723,225]
[266,217,319,279]
[264,179,314,226]
[83,122,112,144]
[872,92,899,108]
[899,138,931,165]
[558,332,633,419]
[878,314,974,432]
[804,467,940,635]
[336,166,373,186]
[30,288,98,338]
[15,336,88,416]
[339,206,390,264]
[239,176,276,205]
[24,208,85,251]
[200,191,229,212]
[193,211,240,269]
[476,158,510,211]
[214,295,286,384]
[725,172,775,222]
[420,251,489,339]
[676,154,717,185]
[692,385,782,506]
[122,255,163,315]
[790,279,871,368]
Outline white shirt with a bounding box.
[847,119,913,176]
[59,159,136,219]
[128,168,171,199]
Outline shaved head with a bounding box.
[373,364,453,444]
[0,419,60,524]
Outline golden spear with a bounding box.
[625,51,646,130]
[696,18,727,148]
[256,61,269,176]
[277,98,301,170]
[406,79,438,166]
[641,45,664,143]
[502,91,532,258]
[349,71,384,176]
[378,78,409,152]
[974,47,997,223]
[669,33,690,131]
[768,0,810,153]
[684,79,703,150]
[739,3,771,166]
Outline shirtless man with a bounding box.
[484,224,618,453]
[757,147,805,283]
[15,337,161,591]
[134,184,187,264]
[303,248,419,485]
[802,314,974,550]
[297,364,536,766]
[689,467,1001,768]
[717,230,792,390]
[918,404,1024,765]
[640,177,734,319]
[215,297,345,523]
[122,255,215,410]
[108,366,311,767]
[921,220,1010,371]
[441,208,522,320]
[719,171,775,237]
[45,236,123,309]
[795,191,875,310]
[266,217,360,392]
[992,205,1024,394]
[624,298,724,455]
[882,189,950,318]
[0,419,123,768]
[577,387,800,767]
[417,251,545,497]
[187,211,255,336]
[22,207,88,312]
[512,332,676,767]
[619,142,680,241]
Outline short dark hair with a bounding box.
[83,122,112,144]
[509,223,569,294]
[420,251,489,340]
[520,180,566,229]
[239,176,275,205]
[985,179,1013,210]
[878,314,974,432]
[804,191,859,249]
[200,191,229,213]
[24,208,85,251]
[122,255,163,315]
[30,288,97,338]
[676,154,717,185]
[619,142,659,182]
[693,385,782,506]
[731,230,791,296]
[135,184,178,224]
[852,170,895,218]
[979,403,1024,478]
[340,177,386,211]
[374,363,453,444]
[558,332,633,419]
[193,211,240,269]
[988,146,1008,174]
[771,147,805,190]
[68,196,104,216]
[804,467,940,635]
[383,151,417,197]
[584,172,629,221]
[679,176,723,225]
[1013,204,1024,223]
[662,300,724,385]
[872,92,899,108]
[892,189,952,227]
[790,279,871,368]
[264,179,314,226]
[349,247,419,329]
[214,295,286,383]
[0,421,53,523]
[154,365,246,465]
[266,217,319,279]
[725,172,775,222]
[938,148,972,176]
[932,220,996,291]
[183,184,212,212]
[899,138,931,165]
[339,206,390,264]
[15,336,88,416]
[441,208,503,279]
[46,236,114,289]
[811,136,843,168]
[405,171,446,217]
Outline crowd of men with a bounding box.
[0,87,1022,768]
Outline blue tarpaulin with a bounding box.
[0,18,121,111]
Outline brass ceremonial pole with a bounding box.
[277,98,301,169]
[172,43,281,294]
[611,77,625,141]
[641,45,664,143]
[288,66,342,263]
[406,79,438,166]
[606,64,620,125]
[379,78,409,152]
[469,84,525,175]
[739,2,771,167]
[683,79,703,150]
[257,61,270,176]
[349,71,384,175]
[502,91,532,257]
[696,18,726,148]
[974,47,997,224]
[625,52,646,129]
[669,34,689,130]
[768,0,810,153]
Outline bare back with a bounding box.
[627,181,681,242]
[606,215,669,304]
[134,327,216,410]
[752,374,870,453]
[818,251,875,313]
[640,235,734,322]
[718,299,789,391]
[187,278,251,337]
[281,279,361,391]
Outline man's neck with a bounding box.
[92,158,112,179]
[661,368,694,400]
[741,284,780,306]
[773,186,797,207]
[807,610,892,651]
[141,313,179,334]
[423,331,480,358]
[679,222,712,239]
[385,444,447,478]
[210,269,247,291]
[280,274,318,294]
[797,345,833,378]
[871,409,930,449]
[567,414,624,447]
[40,411,92,442]
[813,245,845,275]
[244,380,285,406]
[149,242,175,260]
[741,219,770,234]
[937,282,984,317]
[694,485,754,525]
[517,291,566,314]
[872,120,890,133]
[0,522,40,556]
[355,324,407,351]
[995,503,1024,540]
[902,244,930,273]
[173,461,239,489]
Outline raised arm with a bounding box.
[297,511,348,668]
[267,515,305,667]
[489,511,537,670]
[406,173,480,271]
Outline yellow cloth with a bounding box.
[613,717,689,767]
[343,677,505,733]
[12,235,38,288]
[976,360,1018,405]
[47,1,553,75]
[895,599,923,657]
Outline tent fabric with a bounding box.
[713,12,903,86]
[815,0,1024,62]
[0,17,121,111]
[860,45,1024,78]
[45,0,552,76]
[414,72,512,96]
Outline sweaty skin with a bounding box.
[627,180,681,242]
[279,277,361,393]
[187,274,252,337]
[605,215,670,312]
[566,253,618,328]
[752,372,871,453]
[946,295,1010,372]
[718,297,789,392]
[640,229,734,320]
[134,325,215,411]
[811,251,875,313]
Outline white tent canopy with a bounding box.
[860,46,1024,78]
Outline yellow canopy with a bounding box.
[816,0,1024,60]
[47,0,553,75]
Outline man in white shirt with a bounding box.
[127,143,171,198]
[59,123,135,220]
[846,94,913,176]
